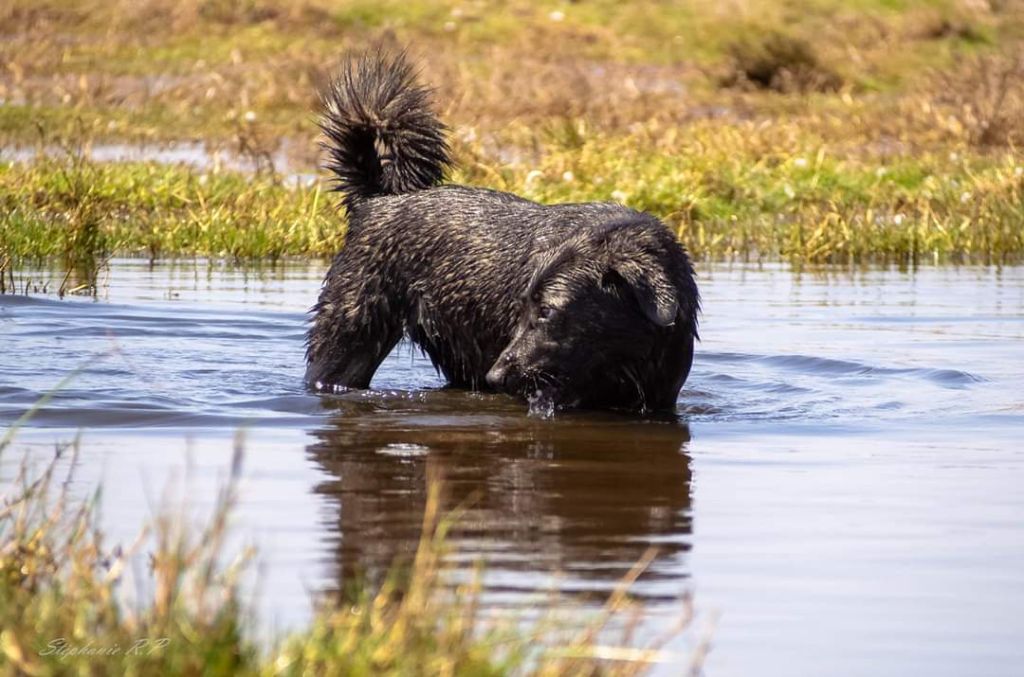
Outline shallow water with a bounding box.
[2,259,1023,676]
[4,141,318,187]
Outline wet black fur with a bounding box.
[306,51,700,412]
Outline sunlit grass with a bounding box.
[2,128,1021,265]
[483,122,1024,263]
[0,156,342,261]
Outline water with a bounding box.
[2,259,1023,676]
[3,142,318,187]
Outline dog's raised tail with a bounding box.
[319,51,450,209]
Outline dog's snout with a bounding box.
[486,352,521,391]
[485,362,509,390]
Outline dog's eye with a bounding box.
[537,305,553,320]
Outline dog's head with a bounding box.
[485,217,698,412]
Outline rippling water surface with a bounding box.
[2,260,1023,676]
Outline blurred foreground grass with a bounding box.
[1,0,1022,264]
[0,431,697,676]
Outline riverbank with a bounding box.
[2,0,1022,265]
[2,141,1021,264]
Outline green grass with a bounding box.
[0,432,691,676]
[3,129,1021,265]
[0,157,342,261]
[491,124,1024,263]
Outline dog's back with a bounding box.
[306,51,699,412]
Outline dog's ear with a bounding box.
[582,218,682,327]
[601,263,679,327]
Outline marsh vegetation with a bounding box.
[2,0,1023,268]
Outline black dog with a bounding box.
[306,52,699,412]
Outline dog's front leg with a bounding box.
[304,283,404,391]
[305,326,402,391]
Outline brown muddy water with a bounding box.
[2,259,1023,676]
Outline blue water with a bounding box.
[2,259,1023,676]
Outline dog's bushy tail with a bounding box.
[319,51,450,209]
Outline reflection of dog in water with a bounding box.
[307,401,693,594]
[305,51,700,412]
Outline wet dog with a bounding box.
[306,52,699,412]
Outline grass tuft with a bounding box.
[723,30,843,93]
